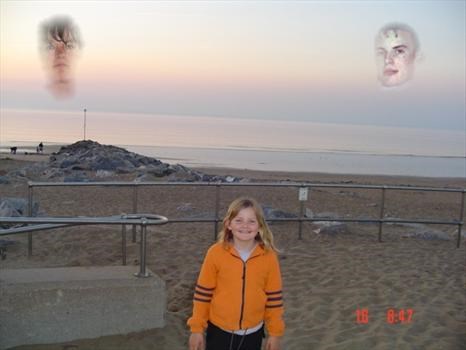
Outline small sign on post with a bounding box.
[299,187,308,201]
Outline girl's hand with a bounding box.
[189,332,204,350]
[265,336,281,350]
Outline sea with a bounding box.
[1,108,465,178]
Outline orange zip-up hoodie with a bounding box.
[187,242,285,336]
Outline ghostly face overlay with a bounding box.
[375,29,417,87]
[44,29,78,96]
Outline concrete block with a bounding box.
[0,266,165,349]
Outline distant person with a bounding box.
[38,142,44,153]
[188,197,284,350]
[39,15,82,98]
[10,147,17,155]
[374,23,421,87]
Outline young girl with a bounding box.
[188,197,284,350]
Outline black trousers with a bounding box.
[206,321,264,350]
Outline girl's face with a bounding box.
[228,207,260,245]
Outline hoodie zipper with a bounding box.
[238,261,246,329]
[232,252,261,330]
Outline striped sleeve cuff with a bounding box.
[193,284,214,303]
[265,289,283,308]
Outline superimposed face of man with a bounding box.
[43,29,79,97]
[375,29,417,87]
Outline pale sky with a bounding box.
[1,0,465,131]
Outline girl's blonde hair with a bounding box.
[218,197,278,252]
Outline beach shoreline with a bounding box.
[1,139,464,178]
[1,149,465,188]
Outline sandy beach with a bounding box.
[1,152,465,350]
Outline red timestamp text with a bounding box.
[355,308,414,324]
[386,308,414,324]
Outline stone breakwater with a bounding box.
[4,140,242,183]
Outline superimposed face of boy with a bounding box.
[375,29,417,87]
[44,30,78,96]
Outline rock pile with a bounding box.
[50,140,171,175]
[262,206,297,220]
[395,222,452,241]
[5,140,242,183]
[0,198,40,229]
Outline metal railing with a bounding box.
[0,180,463,270]
[11,181,464,248]
[0,214,168,277]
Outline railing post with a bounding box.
[27,182,33,257]
[298,186,309,240]
[214,184,220,241]
[121,214,127,266]
[378,186,386,242]
[135,218,150,278]
[298,200,304,240]
[457,191,465,248]
[132,184,138,243]
[298,192,304,240]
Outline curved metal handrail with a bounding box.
[0,223,69,235]
[0,214,168,227]
[0,214,168,278]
